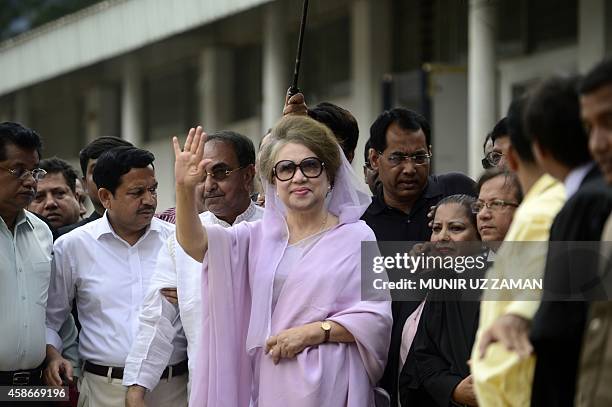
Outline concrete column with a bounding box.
[121,56,143,145]
[84,86,120,143]
[262,1,288,133]
[351,0,391,172]
[84,88,101,144]
[198,47,233,132]
[0,104,9,123]
[14,91,29,125]
[468,0,496,178]
[578,0,606,74]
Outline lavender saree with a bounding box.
[188,153,392,407]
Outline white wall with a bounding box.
[430,68,468,175]
[498,46,578,116]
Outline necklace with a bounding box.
[288,211,330,245]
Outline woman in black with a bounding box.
[399,194,485,407]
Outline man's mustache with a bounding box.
[203,194,223,199]
[137,206,155,214]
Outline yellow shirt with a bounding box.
[471,174,566,406]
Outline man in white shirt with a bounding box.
[124,131,263,405]
[0,122,53,392]
[44,146,188,407]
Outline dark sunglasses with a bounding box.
[273,157,325,182]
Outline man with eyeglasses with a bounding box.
[123,131,262,406]
[473,168,523,250]
[481,118,509,170]
[361,108,476,406]
[0,122,54,396]
[363,139,379,194]
[481,133,494,169]
[459,168,523,405]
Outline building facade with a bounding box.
[0,0,609,210]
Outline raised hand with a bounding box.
[283,91,308,116]
[174,126,210,262]
[173,126,210,189]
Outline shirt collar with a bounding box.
[0,209,33,233]
[87,211,102,222]
[235,201,258,224]
[366,184,386,215]
[523,173,561,203]
[564,162,595,199]
[17,210,34,230]
[93,211,161,243]
[487,249,496,262]
[206,201,260,227]
[421,175,441,199]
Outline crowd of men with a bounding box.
[2,57,612,407]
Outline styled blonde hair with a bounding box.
[258,115,342,185]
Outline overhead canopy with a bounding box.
[0,0,271,95]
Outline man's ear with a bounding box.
[370,148,380,171]
[81,175,89,195]
[531,139,548,167]
[506,145,519,172]
[98,188,113,210]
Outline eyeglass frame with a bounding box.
[273,157,326,182]
[203,166,243,182]
[376,150,432,167]
[484,151,503,167]
[471,199,519,214]
[481,157,494,169]
[0,165,47,181]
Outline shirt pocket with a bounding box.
[29,260,51,307]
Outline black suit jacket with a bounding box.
[530,165,612,407]
[57,211,102,237]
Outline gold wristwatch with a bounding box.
[321,321,332,343]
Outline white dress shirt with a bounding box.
[0,210,53,370]
[45,213,186,368]
[564,161,595,199]
[123,202,263,389]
